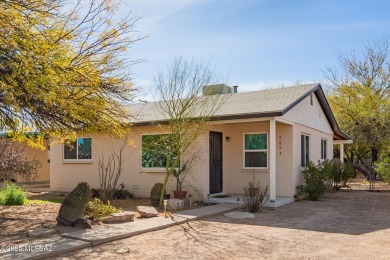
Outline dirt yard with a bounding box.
[54,188,390,260]
[0,191,193,245]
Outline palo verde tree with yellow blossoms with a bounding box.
[0,0,143,146]
[325,39,390,163]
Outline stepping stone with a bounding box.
[166,199,184,211]
[103,212,135,223]
[136,206,159,218]
[27,227,57,238]
[224,211,255,219]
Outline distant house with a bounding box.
[0,133,50,183]
[49,83,351,207]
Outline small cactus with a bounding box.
[57,182,91,226]
[150,183,164,207]
[173,164,187,191]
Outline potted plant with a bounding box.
[249,165,259,196]
[172,165,187,199]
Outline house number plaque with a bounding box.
[279,135,282,155]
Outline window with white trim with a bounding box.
[301,134,310,167]
[244,133,267,168]
[321,139,327,160]
[64,138,92,160]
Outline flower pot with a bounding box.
[173,190,187,199]
[249,187,259,196]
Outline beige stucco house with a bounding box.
[48,83,351,207]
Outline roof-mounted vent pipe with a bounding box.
[232,85,238,93]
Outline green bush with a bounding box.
[0,181,27,205]
[300,160,333,201]
[0,193,5,205]
[330,160,355,190]
[377,158,390,184]
[84,198,121,222]
[113,183,133,199]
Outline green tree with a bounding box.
[0,0,142,146]
[325,39,390,163]
[153,58,229,205]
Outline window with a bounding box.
[321,139,327,160]
[301,134,310,167]
[244,133,267,168]
[64,138,92,160]
[141,134,178,168]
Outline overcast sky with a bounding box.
[123,0,390,97]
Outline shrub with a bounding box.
[0,181,27,205]
[113,183,133,199]
[84,198,121,222]
[91,184,133,200]
[330,160,355,190]
[0,140,41,183]
[0,193,5,205]
[301,160,332,201]
[243,182,269,213]
[377,158,390,184]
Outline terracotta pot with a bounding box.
[173,190,187,199]
[249,187,259,196]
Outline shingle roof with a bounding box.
[129,83,319,124]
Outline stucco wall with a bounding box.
[209,121,294,197]
[282,93,335,193]
[17,140,50,182]
[291,124,334,190]
[49,93,336,199]
[50,127,207,200]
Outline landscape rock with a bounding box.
[166,199,184,211]
[136,206,159,218]
[27,228,57,238]
[116,247,130,254]
[224,211,255,219]
[103,212,135,223]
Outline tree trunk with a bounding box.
[159,171,171,207]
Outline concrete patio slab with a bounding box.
[0,236,91,260]
[206,194,294,208]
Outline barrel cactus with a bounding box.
[56,182,91,226]
[150,183,164,207]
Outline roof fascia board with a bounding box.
[132,111,283,127]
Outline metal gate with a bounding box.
[209,131,223,194]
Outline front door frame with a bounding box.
[209,131,223,194]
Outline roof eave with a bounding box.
[132,111,283,126]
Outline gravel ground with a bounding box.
[54,187,390,260]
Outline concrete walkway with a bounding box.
[0,203,240,260]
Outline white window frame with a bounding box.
[301,134,310,167]
[321,138,327,160]
[243,132,268,169]
[141,133,176,172]
[63,137,93,163]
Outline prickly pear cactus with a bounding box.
[56,182,91,226]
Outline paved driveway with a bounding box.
[55,190,390,260]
